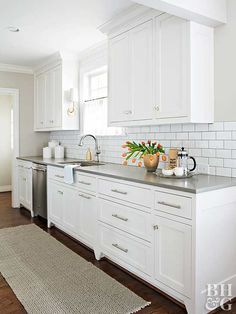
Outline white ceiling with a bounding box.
[0,0,133,67]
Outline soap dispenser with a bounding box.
[86,148,92,161]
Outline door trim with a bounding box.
[0,88,20,207]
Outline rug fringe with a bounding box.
[130,301,151,314]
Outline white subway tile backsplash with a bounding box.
[202,149,216,158]
[171,124,182,132]
[216,132,232,140]
[209,122,224,131]
[195,141,209,149]
[209,141,224,149]
[182,124,195,132]
[224,122,236,130]
[195,124,209,131]
[159,125,171,132]
[209,158,223,167]
[202,132,216,140]
[50,121,236,178]
[224,141,236,149]
[224,159,236,168]
[189,132,201,140]
[216,167,232,177]
[216,150,231,159]
[176,133,188,140]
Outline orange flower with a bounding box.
[123,160,128,166]
[156,152,160,157]
[121,144,127,148]
[122,153,127,157]
[162,155,167,161]
[149,155,154,161]
[131,158,136,163]
[137,161,142,167]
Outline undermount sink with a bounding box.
[58,160,105,167]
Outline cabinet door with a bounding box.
[153,216,191,297]
[155,15,188,119]
[25,168,32,211]
[62,186,79,234]
[48,181,64,225]
[52,65,62,128]
[44,66,62,128]
[78,192,96,246]
[45,71,54,128]
[18,168,27,207]
[108,33,132,123]
[130,20,153,121]
[35,73,46,129]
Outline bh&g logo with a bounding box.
[205,284,232,311]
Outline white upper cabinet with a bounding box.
[101,6,214,126]
[109,33,131,123]
[109,20,153,123]
[155,15,188,120]
[130,20,153,121]
[34,52,79,131]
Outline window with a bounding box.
[82,67,123,136]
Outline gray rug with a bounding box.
[0,224,150,314]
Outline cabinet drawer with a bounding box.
[75,173,96,192]
[155,191,192,219]
[98,199,151,241]
[17,160,32,169]
[48,166,65,183]
[99,224,152,276]
[98,179,152,209]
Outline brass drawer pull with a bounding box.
[55,175,64,179]
[112,243,128,253]
[78,181,91,186]
[79,194,91,200]
[112,214,128,222]
[111,189,127,195]
[158,201,181,209]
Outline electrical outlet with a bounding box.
[197,164,210,174]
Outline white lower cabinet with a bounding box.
[153,216,192,297]
[17,160,33,214]
[48,181,64,225]
[77,192,96,246]
[98,223,152,276]
[47,177,96,248]
[47,168,236,314]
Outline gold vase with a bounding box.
[143,154,159,172]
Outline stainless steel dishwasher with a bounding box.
[32,163,47,219]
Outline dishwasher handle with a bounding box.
[32,167,47,172]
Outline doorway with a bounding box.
[0,88,19,208]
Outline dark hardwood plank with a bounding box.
[0,192,234,313]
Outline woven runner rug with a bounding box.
[0,224,150,314]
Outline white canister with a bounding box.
[43,147,52,159]
[48,141,59,157]
[55,145,65,159]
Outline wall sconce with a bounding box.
[67,88,78,117]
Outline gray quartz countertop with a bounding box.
[17,156,236,194]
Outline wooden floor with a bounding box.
[0,192,235,314]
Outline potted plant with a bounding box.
[122,140,165,172]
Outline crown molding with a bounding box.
[98,3,161,35]
[0,63,33,74]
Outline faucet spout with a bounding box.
[78,134,101,162]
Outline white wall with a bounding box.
[0,95,12,190]
[0,71,49,156]
[215,0,236,122]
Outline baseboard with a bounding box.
[0,185,12,192]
